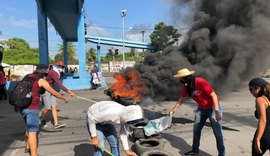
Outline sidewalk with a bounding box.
[0,85,268,156]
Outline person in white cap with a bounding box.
[87,101,143,156]
[170,68,225,156]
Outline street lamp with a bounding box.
[121,9,126,69]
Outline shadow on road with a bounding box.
[74,143,95,156]
[162,133,212,156]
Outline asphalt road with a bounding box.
[0,79,270,156]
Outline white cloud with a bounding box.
[126,34,143,42]
[7,17,37,28]
[87,24,114,38]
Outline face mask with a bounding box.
[42,73,48,77]
[180,77,189,85]
[57,67,63,73]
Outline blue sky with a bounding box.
[0,0,187,57]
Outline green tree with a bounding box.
[150,22,181,52]
[86,48,97,64]
[6,37,30,50]
[3,37,39,65]
[54,42,78,64]
[130,48,136,57]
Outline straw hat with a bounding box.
[174,68,195,78]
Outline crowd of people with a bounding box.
[4,64,270,156]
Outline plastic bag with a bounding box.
[144,115,172,136]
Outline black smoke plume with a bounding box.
[133,0,270,100]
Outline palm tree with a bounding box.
[55,42,78,64]
[86,48,97,64]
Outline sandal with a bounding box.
[24,147,30,153]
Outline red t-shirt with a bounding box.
[27,74,42,110]
[181,77,219,109]
[46,69,68,92]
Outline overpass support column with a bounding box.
[63,40,68,73]
[77,8,87,78]
[37,3,49,65]
[97,45,101,72]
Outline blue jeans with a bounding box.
[20,109,40,132]
[192,104,225,156]
[86,116,119,156]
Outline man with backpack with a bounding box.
[40,61,76,129]
[9,64,68,156]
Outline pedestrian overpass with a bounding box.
[85,35,152,76]
[7,0,152,91]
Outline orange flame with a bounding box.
[110,70,146,102]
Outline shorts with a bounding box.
[21,109,40,132]
[41,91,57,110]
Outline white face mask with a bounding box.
[57,67,64,73]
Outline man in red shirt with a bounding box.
[170,68,225,156]
[40,61,76,129]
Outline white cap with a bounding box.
[121,105,143,123]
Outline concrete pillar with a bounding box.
[97,45,101,72]
[37,3,49,65]
[77,8,87,78]
[63,40,68,73]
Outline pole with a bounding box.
[141,30,145,53]
[141,30,145,42]
[122,15,125,69]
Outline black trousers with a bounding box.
[0,84,7,100]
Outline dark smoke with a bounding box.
[134,0,270,100]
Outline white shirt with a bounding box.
[87,101,130,150]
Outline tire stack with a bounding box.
[130,120,173,156]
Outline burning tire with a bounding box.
[134,138,164,155]
[117,97,135,106]
[104,89,136,106]
[104,88,114,99]
[140,150,173,156]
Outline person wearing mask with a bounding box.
[0,65,7,100]
[40,61,76,129]
[170,68,225,156]
[19,64,68,156]
[248,78,270,155]
[87,101,143,156]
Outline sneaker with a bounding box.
[24,147,30,153]
[184,150,199,155]
[39,119,48,128]
[54,123,66,129]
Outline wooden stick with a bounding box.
[76,96,97,103]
